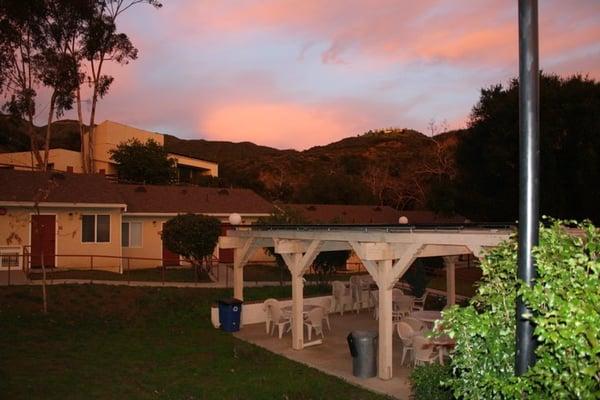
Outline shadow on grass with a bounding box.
[0,285,389,400]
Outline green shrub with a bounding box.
[443,219,600,399]
[410,364,453,400]
[162,214,220,273]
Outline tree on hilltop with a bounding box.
[109,138,176,184]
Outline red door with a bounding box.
[31,215,56,268]
[219,224,234,264]
[162,224,180,266]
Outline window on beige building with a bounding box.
[82,215,110,243]
[121,221,142,248]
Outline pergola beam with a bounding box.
[389,243,422,289]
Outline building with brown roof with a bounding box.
[0,120,218,184]
[0,169,272,271]
[281,203,467,225]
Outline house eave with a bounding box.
[0,201,127,210]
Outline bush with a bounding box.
[162,214,221,274]
[442,219,600,399]
[410,364,453,400]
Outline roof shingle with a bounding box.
[0,169,124,204]
[116,184,273,215]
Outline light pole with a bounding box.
[516,0,539,375]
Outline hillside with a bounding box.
[0,114,82,153]
[0,115,462,210]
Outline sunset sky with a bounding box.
[67,0,600,150]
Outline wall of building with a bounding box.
[121,216,166,269]
[169,153,218,177]
[90,120,164,174]
[0,149,83,172]
[121,215,272,269]
[0,206,123,271]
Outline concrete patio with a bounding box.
[235,310,412,400]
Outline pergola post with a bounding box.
[377,259,394,380]
[350,242,421,380]
[443,256,458,306]
[277,240,322,350]
[232,238,255,301]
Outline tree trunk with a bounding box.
[41,250,48,314]
[76,86,87,173]
[27,115,44,169]
[43,92,57,171]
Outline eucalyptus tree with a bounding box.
[36,0,91,170]
[78,0,162,172]
[0,0,48,168]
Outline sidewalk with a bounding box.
[25,278,288,288]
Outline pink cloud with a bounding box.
[173,0,599,70]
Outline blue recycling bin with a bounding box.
[218,298,243,332]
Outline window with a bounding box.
[81,215,110,243]
[121,221,142,248]
[1,252,19,268]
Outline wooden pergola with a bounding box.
[219,225,511,380]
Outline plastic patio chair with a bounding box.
[411,292,428,312]
[331,281,353,315]
[269,302,292,339]
[403,316,426,333]
[412,335,438,366]
[263,298,279,334]
[349,275,365,313]
[396,321,417,365]
[393,295,413,321]
[319,297,332,331]
[370,291,379,319]
[304,307,325,341]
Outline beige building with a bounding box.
[0,149,84,173]
[0,120,219,182]
[0,169,273,272]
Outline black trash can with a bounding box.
[218,298,243,332]
[347,330,378,378]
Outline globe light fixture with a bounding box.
[398,216,409,225]
[228,213,242,226]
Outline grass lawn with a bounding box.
[0,285,388,400]
[29,267,212,283]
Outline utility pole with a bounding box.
[516,0,539,375]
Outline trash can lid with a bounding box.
[218,297,243,305]
[350,330,378,339]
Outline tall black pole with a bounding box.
[516,0,539,375]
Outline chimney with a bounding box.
[66,166,74,173]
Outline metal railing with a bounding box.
[16,249,220,286]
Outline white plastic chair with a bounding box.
[403,316,426,333]
[320,297,332,331]
[412,335,438,366]
[359,275,375,307]
[411,292,428,311]
[304,307,325,341]
[370,291,379,319]
[349,275,365,313]
[331,281,353,315]
[269,302,292,339]
[396,321,417,365]
[262,298,279,334]
[393,295,413,321]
